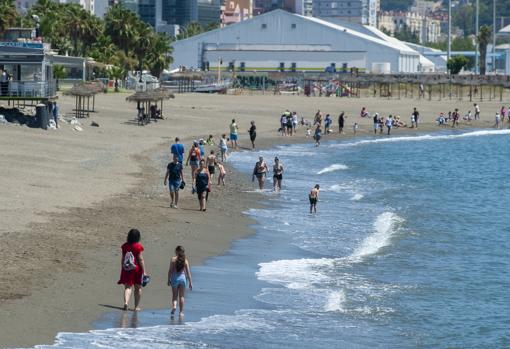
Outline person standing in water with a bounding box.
[309,184,320,214]
[248,121,257,149]
[168,246,192,318]
[272,157,284,192]
[118,229,146,311]
[314,124,322,146]
[252,156,268,190]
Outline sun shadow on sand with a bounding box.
[98,304,126,311]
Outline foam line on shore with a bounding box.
[317,164,349,174]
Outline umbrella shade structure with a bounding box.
[126,88,175,125]
[64,81,105,118]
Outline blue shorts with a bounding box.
[171,272,187,288]
[230,133,238,141]
[168,179,181,192]
[189,160,199,168]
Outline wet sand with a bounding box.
[0,92,503,348]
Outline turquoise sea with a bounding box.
[36,129,510,349]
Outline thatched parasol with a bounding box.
[126,88,175,122]
[64,81,105,118]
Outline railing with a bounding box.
[0,80,57,98]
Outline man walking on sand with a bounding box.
[474,103,480,120]
[171,137,185,164]
[412,108,420,128]
[309,184,320,214]
[229,119,239,150]
[164,155,184,208]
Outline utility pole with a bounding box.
[448,0,452,67]
[493,0,497,73]
[475,0,479,74]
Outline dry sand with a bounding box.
[0,92,504,348]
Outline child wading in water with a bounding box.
[309,184,320,214]
[168,246,192,318]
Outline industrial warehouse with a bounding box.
[172,9,438,74]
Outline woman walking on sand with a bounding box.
[219,134,228,162]
[248,121,257,149]
[118,228,146,311]
[186,141,201,179]
[206,150,217,181]
[168,246,192,318]
[194,159,211,211]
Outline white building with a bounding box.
[312,0,378,27]
[172,9,425,73]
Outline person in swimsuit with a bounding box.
[273,157,284,192]
[229,119,239,149]
[252,156,268,190]
[217,162,226,186]
[167,245,192,318]
[219,134,228,162]
[206,150,217,180]
[248,121,257,149]
[186,141,201,179]
[309,184,320,214]
[314,125,322,146]
[193,160,211,211]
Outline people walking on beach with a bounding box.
[292,112,298,134]
[385,115,393,135]
[198,139,205,158]
[164,155,184,208]
[410,113,416,128]
[272,157,284,192]
[252,156,268,190]
[353,122,359,135]
[338,112,345,134]
[118,228,146,311]
[229,119,239,149]
[217,162,226,186]
[451,109,460,128]
[219,134,228,161]
[324,114,332,134]
[206,150,217,180]
[248,121,257,149]
[412,108,419,128]
[193,159,211,211]
[500,106,506,122]
[373,113,379,134]
[314,110,322,126]
[309,184,320,214]
[314,124,322,146]
[474,103,480,120]
[171,137,185,163]
[186,141,201,179]
[495,112,501,129]
[167,246,192,318]
[286,112,293,136]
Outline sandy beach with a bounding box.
[0,92,504,348]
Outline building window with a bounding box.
[240,62,245,72]
[261,23,267,29]
[291,63,297,72]
[291,23,296,29]
[279,62,285,72]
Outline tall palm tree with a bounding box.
[477,25,491,75]
[0,0,18,36]
[146,33,173,78]
[104,5,138,56]
[133,23,153,72]
[177,22,203,40]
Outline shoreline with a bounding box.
[0,93,505,348]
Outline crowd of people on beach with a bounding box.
[118,102,509,316]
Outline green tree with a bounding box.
[0,0,18,35]
[146,33,173,78]
[53,65,66,90]
[447,55,470,74]
[108,66,125,92]
[104,5,138,56]
[477,25,491,75]
[177,22,204,40]
[132,23,153,72]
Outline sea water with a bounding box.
[36,129,510,349]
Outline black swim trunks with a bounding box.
[273,174,283,181]
[309,197,317,205]
[208,165,215,174]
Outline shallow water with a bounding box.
[36,129,510,349]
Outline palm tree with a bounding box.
[177,22,203,40]
[0,0,18,36]
[477,25,491,75]
[108,66,125,92]
[104,5,138,56]
[53,65,66,91]
[133,23,153,73]
[146,33,173,78]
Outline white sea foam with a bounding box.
[317,163,349,174]
[350,193,364,201]
[324,290,347,312]
[350,212,404,261]
[330,129,510,149]
[257,258,334,288]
